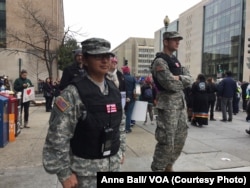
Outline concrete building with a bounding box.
[0,0,64,91]
[112,37,154,77]
[155,0,250,82]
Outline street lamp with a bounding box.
[163,15,170,32]
[160,16,170,50]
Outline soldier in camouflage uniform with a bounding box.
[150,31,193,172]
[43,38,126,188]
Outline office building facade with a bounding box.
[112,37,154,77]
[155,0,250,82]
[0,0,64,90]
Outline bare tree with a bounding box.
[0,0,83,78]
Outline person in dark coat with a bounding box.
[183,85,193,122]
[191,73,209,127]
[241,81,249,111]
[140,76,157,125]
[43,77,54,112]
[207,77,217,121]
[122,66,136,133]
[13,69,33,128]
[59,49,86,91]
[217,71,237,122]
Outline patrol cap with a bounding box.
[163,31,183,40]
[72,48,82,56]
[81,38,115,57]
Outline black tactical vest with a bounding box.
[70,77,122,159]
[151,52,182,91]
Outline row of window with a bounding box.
[138,59,153,63]
[138,48,154,53]
[205,0,241,18]
[138,54,154,58]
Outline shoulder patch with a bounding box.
[55,96,70,112]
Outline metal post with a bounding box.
[18,58,22,74]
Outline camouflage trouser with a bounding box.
[76,175,96,188]
[151,108,188,171]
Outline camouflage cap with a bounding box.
[72,48,82,56]
[81,38,114,56]
[163,31,183,40]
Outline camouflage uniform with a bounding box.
[150,32,193,171]
[43,84,126,187]
[43,38,126,188]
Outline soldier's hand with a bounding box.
[173,76,180,80]
[62,173,78,188]
[120,155,125,164]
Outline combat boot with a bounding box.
[165,165,173,172]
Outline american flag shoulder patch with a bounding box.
[55,96,70,112]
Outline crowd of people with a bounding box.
[3,33,250,187]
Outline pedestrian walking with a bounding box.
[43,38,126,188]
[13,69,33,128]
[150,31,193,171]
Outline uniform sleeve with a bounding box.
[179,66,193,89]
[42,85,84,182]
[119,120,126,155]
[151,58,184,92]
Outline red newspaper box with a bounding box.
[0,92,19,141]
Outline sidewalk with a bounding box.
[122,110,250,172]
[0,105,250,187]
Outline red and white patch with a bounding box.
[106,104,117,113]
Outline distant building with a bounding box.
[0,0,64,91]
[155,0,250,82]
[112,37,154,77]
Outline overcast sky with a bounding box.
[63,0,202,49]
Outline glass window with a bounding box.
[213,19,218,30]
[0,2,5,11]
[0,11,5,20]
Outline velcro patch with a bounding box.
[55,96,70,112]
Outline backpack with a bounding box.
[143,87,153,99]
